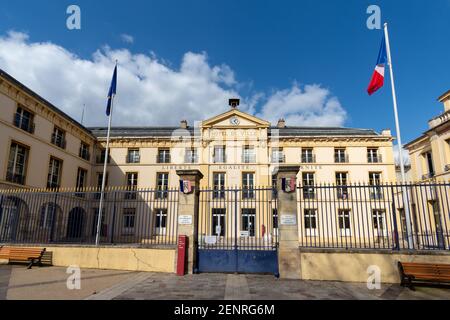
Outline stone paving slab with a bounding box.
[1,265,136,300]
[1,265,450,300]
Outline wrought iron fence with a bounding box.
[0,187,179,247]
[297,182,450,251]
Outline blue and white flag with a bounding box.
[106,65,117,116]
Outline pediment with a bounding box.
[202,109,270,128]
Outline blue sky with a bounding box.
[0,0,449,144]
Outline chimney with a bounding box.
[180,120,188,129]
[229,98,240,109]
[438,90,450,112]
[277,119,286,128]
[381,129,391,136]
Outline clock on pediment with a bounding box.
[230,116,240,126]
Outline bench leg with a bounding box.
[27,259,35,269]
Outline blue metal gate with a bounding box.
[196,187,279,275]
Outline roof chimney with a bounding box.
[180,120,188,129]
[277,119,286,128]
[229,98,240,109]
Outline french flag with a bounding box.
[367,34,388,96]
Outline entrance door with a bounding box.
[196,187,279,275]
[67,208,85,240]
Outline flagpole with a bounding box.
[95,62,117,246]
[384,23,414,249]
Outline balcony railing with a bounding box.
[271,154,286,163]
[47,181,60,189]
[301,154,316,163]
[213,155,226,163]
[14,113,35,134]
[242,154,256,163]
[5,171,26,185]
[51,134,66,149]
[368,154,382,163]
[157,155,171,164]
[127,154,141,164]
[335,154,349,163]
[184,155,198,164]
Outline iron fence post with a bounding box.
[390,185,400,251]
[110,190,117,244]
[49,191,58,243]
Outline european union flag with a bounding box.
[106,65,117,116]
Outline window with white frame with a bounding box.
[125,172,138,199]
[335,172,348,199]
[301,148,315,163]
[212,208,226,237]
[213,172,226,199]
[369,172,383,199]
[372,209,387,237]
[158,149,171,163]
[367,148,381,163]
[242,146,256,163]
[6,142,29,185]
[213,146,226,163]
[242,172,255,199]
[122,208,136,235]
[47,157,62,189]
[156,173,169,199]
[304,209,317,236]
[185,148,198,163]
[302,172,315,199]
[127,149,141,163]
[334,148,348,163]
[338,209,351,236]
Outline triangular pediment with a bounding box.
[202,109,270,128]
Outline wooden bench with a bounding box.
[0,246,10,260]
[398,261,450,289]
[7,248,46,269]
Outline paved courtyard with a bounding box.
[0,265,449,300]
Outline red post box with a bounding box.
[177,235,188,276]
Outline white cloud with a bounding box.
[120,34,134,44]
[257,84,347,126]
[0,31,348,128]
[393,144,411,166]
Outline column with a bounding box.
[275,166,301,279]
[176,170,203,274]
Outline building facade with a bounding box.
[0,69,397,192]
[405,90,450,183]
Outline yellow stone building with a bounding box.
[405,90,450,182]
[0,68,397,192]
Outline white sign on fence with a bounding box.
[204,236,217,245]
[280,214,297,225]
[178,215,193,225]
[240,231,250,238]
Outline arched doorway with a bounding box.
[39,203,62,242]
[66,207,85,240]
[0,196,28,242]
